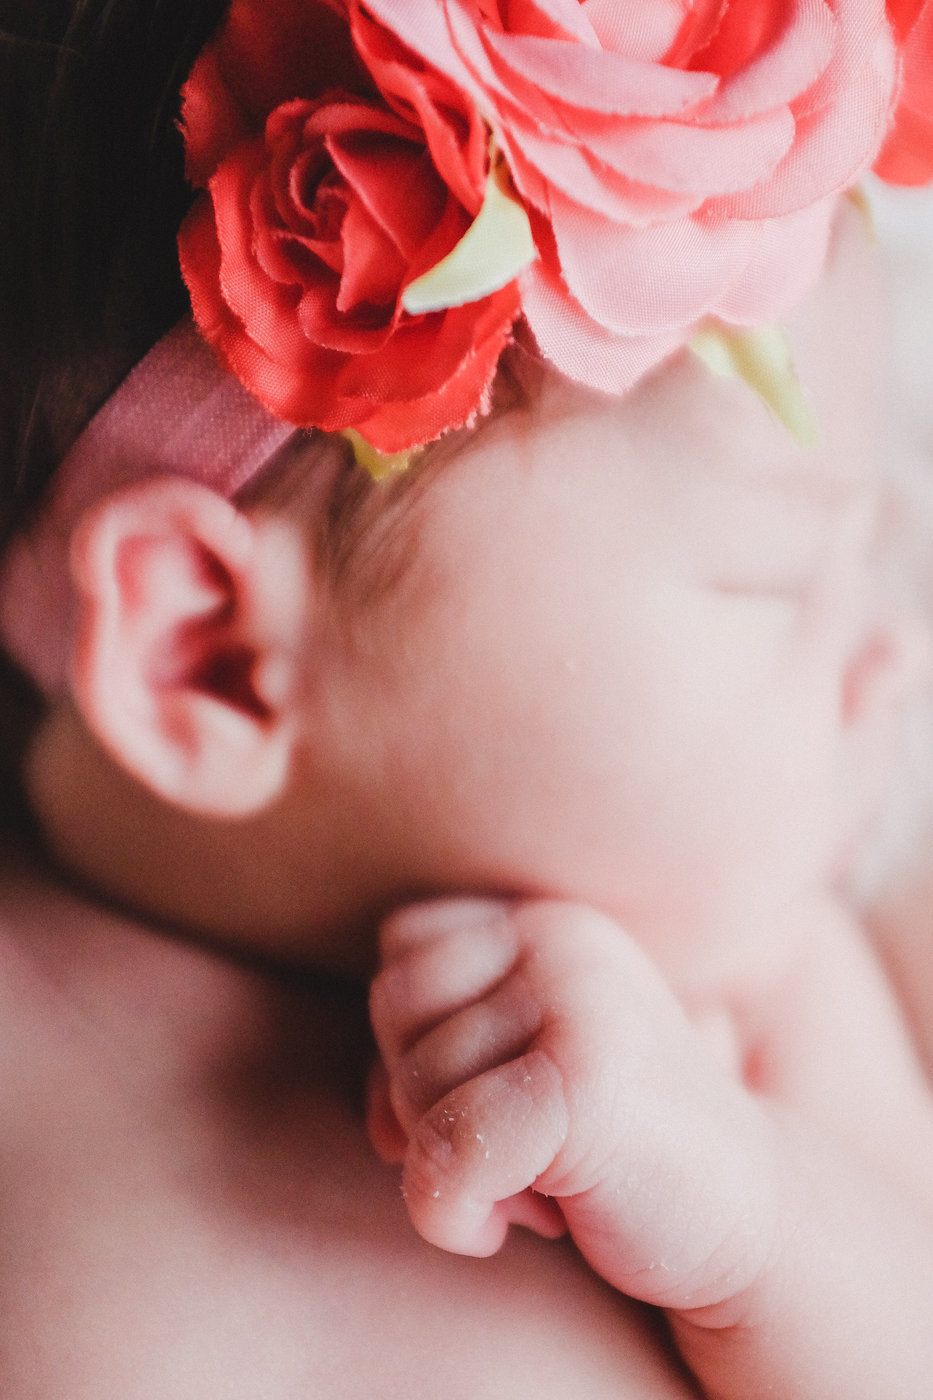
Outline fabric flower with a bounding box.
[179,0,930,454]
[362,0,899,396]
[178,0,519,452]
[876,0,933,182]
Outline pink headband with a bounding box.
[0,318,296,699]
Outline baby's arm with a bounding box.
[369,898,933,1400]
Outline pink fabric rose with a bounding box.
[363,0,899,395]
[876,0,933,182]
[178,0,519,451]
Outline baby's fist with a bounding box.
[369,897,776,1311]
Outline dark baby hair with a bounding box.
[0,0,228,550]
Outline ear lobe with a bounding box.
[70,476,307,817]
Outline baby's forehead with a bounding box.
[636,399,874,581]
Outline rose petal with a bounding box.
[444,0,534,106]
[582,0,685,62]
[349,312,515,450]
[298,283,396,353]
[352,5,487,211]
[181,193,346,427]
[799,0,888,114]
[661,0,735,69]
[252,173,345,284]
[887,0,928,43]
[357,0,475,90]
[209,157,322,364]
[300,97,422,145]
[715,40,896,218]
[181,39,255,186]
[700,0,835,121]
[709,195,835,322]
[564,108,795,195]
[876,97,933,182]
[875,0,933,183]
[336,294,515,399]
[183,0,366,182]
[549,194,759,334]
[481,30,720,117]
[338,196,409,310]
[507,113,703,223]
[499,0,600,47]
[688,0,794,81]
[328,135,448,256]
[521,256,684,393]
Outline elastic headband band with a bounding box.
[0,317,296,699]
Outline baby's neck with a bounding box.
[26,703,847,1017]
[25,705,382,976]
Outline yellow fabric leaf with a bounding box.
[401,156,537,315]
[689,322,819,447]
[342,429,417,480]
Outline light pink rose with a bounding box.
[363,0,899,393]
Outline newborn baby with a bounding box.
[5,201,933,1398]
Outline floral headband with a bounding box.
[177,0,933,468]
[1,0,932,697]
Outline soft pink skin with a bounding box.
[21,205,933,1395]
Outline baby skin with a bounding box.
[18,204,933,1396]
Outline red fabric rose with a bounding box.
[876,0,933,182]
[364,0,900,395]
[178,0,519,451]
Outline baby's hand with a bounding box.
[368,897,777,1314]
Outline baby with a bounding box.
[5,1,933,1395]
[4,195,933,1397]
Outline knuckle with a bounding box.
[406,1093,486,1198]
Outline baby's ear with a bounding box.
[69,477,309,817]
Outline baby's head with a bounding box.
[3,0,931,989]
[3,199,921,992]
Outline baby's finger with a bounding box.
[365,1056,409,1164]
[385,973,544,1126]
[401,1049,571,1256]
[372,898,518,1062]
